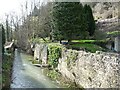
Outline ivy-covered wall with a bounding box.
[47,43,62,68]
[34,43,120,88]
[34,43,62,68]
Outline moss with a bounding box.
[46,69,60,80]
[32,60,42,64]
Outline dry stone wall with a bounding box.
[34,43,120,88]
[58,49,120,88]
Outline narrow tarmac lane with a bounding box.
[10,49,60,89]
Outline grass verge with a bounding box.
[71,39,109,43]
[68,43,106,53]
[107,31,120,36]
[43,68,84,89]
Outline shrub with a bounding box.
[46,69,60,80]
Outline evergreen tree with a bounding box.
[51,2,64,41]
[51,2,88,42]
[84,4,95,36]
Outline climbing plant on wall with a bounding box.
[48,44,62,68]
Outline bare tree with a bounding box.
[10,1,53,52]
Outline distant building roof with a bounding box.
[31,6,39,16]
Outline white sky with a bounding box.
[0,0,46,23]
[0,0,24,22]
[0,0,119,23]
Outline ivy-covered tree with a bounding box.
[83,4,95,36]
[6,17,10,42]
[0,24,6,59]
[51,2,88,42]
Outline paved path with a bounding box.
[11,49,60,89]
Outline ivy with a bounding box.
[48,44,62,68]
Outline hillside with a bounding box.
[93,2,118,20]
[86,2,120,33]
[82,2,119,20]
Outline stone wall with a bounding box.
[34,43,120,88]
[58,49,120,88]
[34,44,48,64]
[114,36,120,52]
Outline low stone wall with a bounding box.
[34,43,120,88]
[58,49,120,88]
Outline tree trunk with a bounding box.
[60,40,62,44]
